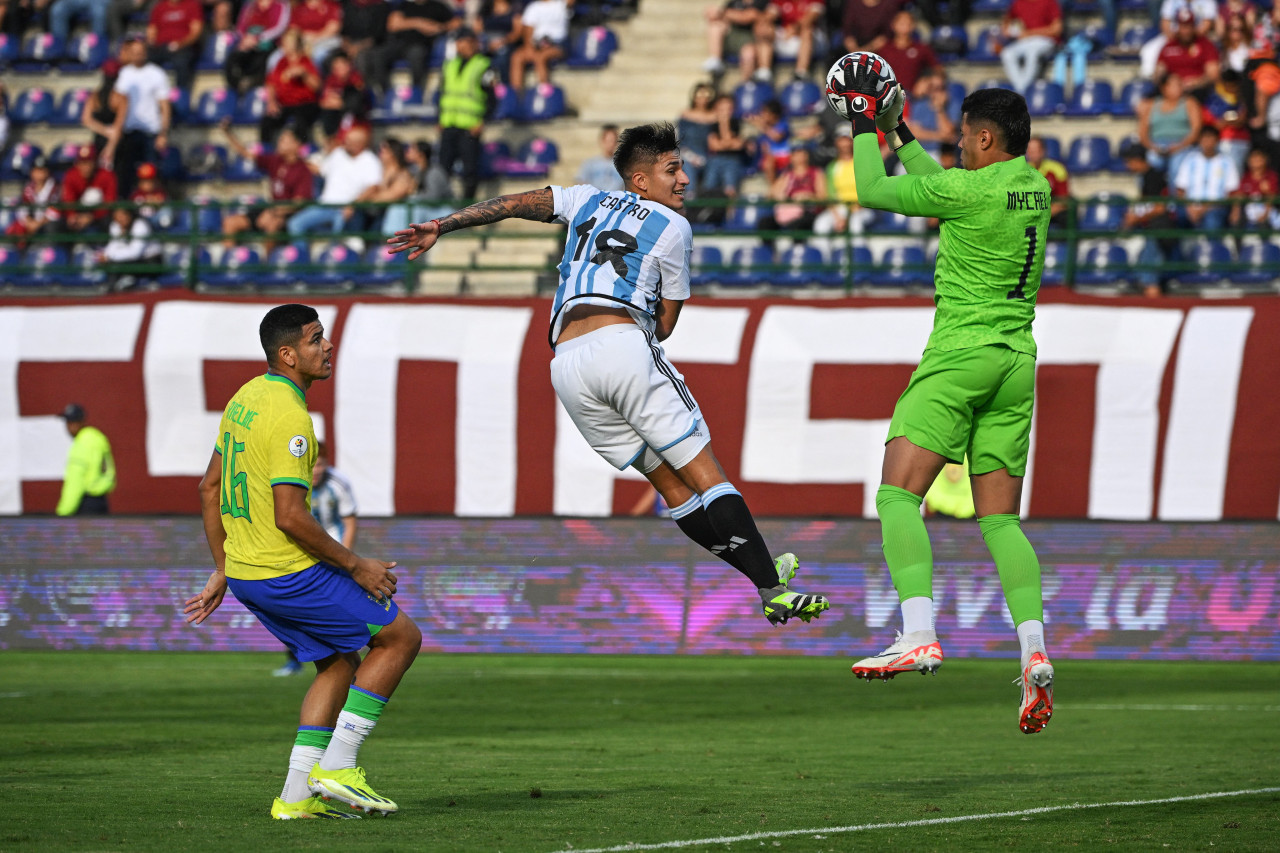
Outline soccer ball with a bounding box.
[824,52,897,120]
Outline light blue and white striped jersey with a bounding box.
[311,467,357,542]
[1173,151,1240,201]
[548,184,692,346]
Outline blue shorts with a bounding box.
[227,562,399,663]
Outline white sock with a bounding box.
[1017,619,1047,662]
[319,711,377,771]
[900,596,934,635]
[280,744,325,803]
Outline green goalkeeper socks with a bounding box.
[875,485,934,603]
[978,513,1044,625]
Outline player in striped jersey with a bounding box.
[389,122,830,627]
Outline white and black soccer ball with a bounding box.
[824,51,898,120]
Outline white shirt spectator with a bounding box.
[104,217,160,263]
[115,62,170,134]
[521,0,570,43]
[316,147,383,203]
[1175,148,1240,199]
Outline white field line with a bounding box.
[547,787,1280,853]
[1071,704,1280,712]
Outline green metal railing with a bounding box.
[1,196,1277,294]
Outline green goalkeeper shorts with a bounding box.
[886,344,1035,477]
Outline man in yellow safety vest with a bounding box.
[56,403,116,516]
[437,27,495,200]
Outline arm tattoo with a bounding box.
[436,188,555,235]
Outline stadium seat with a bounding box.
[689,245,724,286]
[233,87,268,125]
[874,211,911,233]
[931,24,968,60]
[16,33,64,71]
[0,202,16,234]
[168,86,192,125]
[733,80,774,118]
[0,245,21,276]
[186,143,228,180]
[727,244,774,286]
[1041,241,1067,286]
[1079,194,1127,232]
[259,244,307,287]
[428,35,448,69]
[302,242,359,287]
[63,32,107,71]
[1066,135,1112,174]
[1039,135,1062,162]
[1172,239,1233,288]
[1025,81,1064,117]
[1113,78,1153,117]
[774,244,825,286]
[376,85,424,124]
[519,83,566,121]
[1232,241,1280,286]
[479,140,511,178]
[225,151,264,181]
[1108,134,1141,172]
[156,144,186,182]
[1115,24,1156,56]
[358,246,408,288]
[12,246,68,287]
[490,82,521,121]
[566,26,618,68]
[1,142,43,179]
[51,88,91,127]
[500,136,559,177]
[192,88,236,125]
[194,200,224,234]
[1081,23,1113,56]
[972,0,1006,12]
[205,246,261,287]
[198,30,239,70]
[1075,242,1130,286]
[157,245,212,287]
[870,245,929,287]
[969,27,1003,63]
[725,202,766,232]
[64,247,108,288]
[0,33,18,67]
[11,88,54,124]
[47,141,83,171]
[947,81,967,109]
[976,77,1015,92]
[778,78,822,117]
[1063,79,1113,117]
[830,245,873,286]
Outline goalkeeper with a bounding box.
[836,55,1055,735]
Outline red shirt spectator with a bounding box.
[62,147,119,221]
[1007,0,1063,40]
[842,0,905,52]
[149,0,203,45]
[267,51,321,106]
[291,0,342,37]
[237,0,291,43]
[1158,36,1219,81]
[130,162,168,215]
[259,152,315,201]
[771,0,821,28]
[876,10,941,94]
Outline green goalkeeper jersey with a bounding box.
[853,136,1050,357]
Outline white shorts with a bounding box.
[550,324,710,473]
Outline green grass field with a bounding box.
[4,652,1277,852]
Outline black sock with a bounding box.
[701,492,780,589]
[674,505,748,575]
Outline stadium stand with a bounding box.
[0,0,1278,296]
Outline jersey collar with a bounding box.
[264,371,306,401]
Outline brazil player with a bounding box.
[184,304,424,817]
[388,122,829,627]
[834,55,1054,733]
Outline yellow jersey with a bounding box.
[215,373,318,580]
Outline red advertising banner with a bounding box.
[3,292,1279,519]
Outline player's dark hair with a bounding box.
[613,121,680,181]
[260,304,319,366]
[961,88,1031,157]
